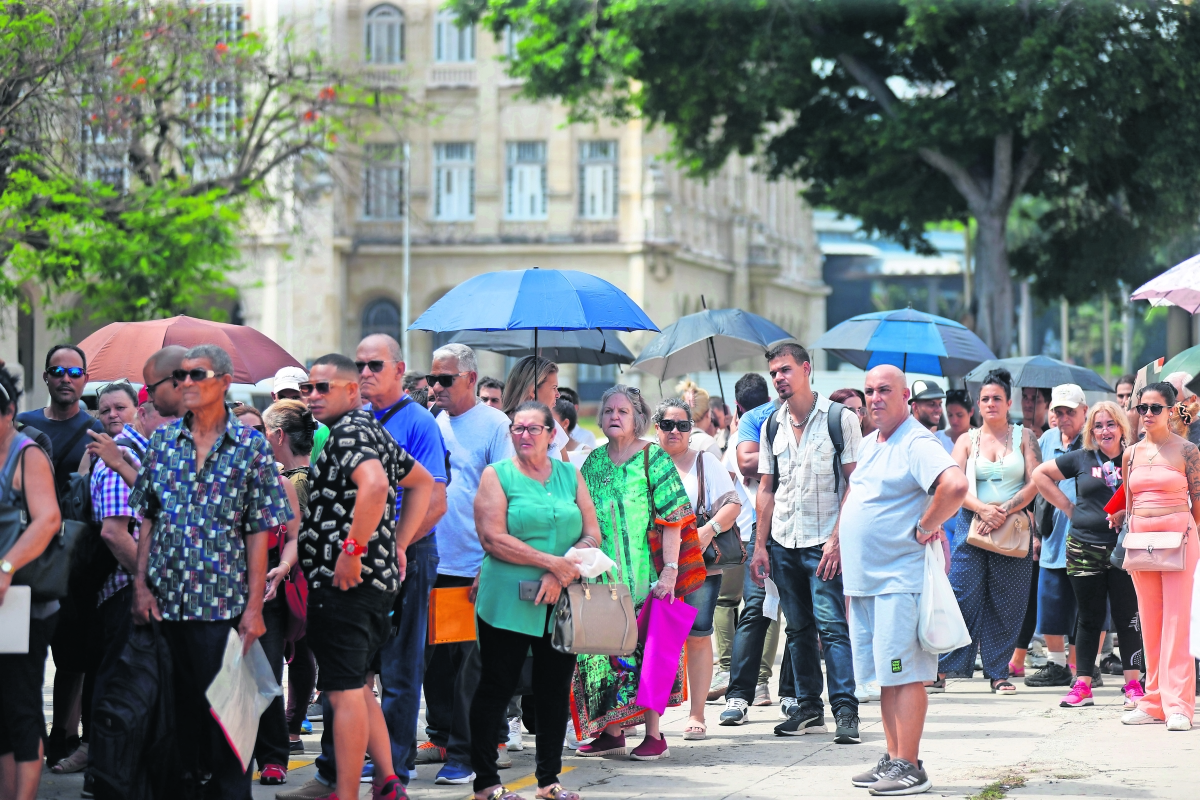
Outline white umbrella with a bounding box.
[1131,253,1200,312]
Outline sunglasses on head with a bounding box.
[1135,403,1168,416]
[47,365,85,379]
[355,359,394,374]
[172,368,224,384]
[425,373,464,388]
[658,419,693,433]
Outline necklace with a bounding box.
[607,439,641,466]
[789,391,819,430]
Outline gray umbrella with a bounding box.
[445,329,634,366]
[630,305,794,398]
[964,355,1114,396]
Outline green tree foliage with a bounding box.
[460,0,1200,356]
[1,0,411,326]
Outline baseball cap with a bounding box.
[273,366,309,395]
[1050,383,1086,410]
[910,379,946,402]
[138,385,150,405]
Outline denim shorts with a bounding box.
[682,573,723,636]
[1037,566,1077,637]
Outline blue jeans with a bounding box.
[316,535,440,785]
[727,527,795,703]
[768,538,857,716]
[683,574,723,636]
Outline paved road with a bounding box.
[35,661,1200,799]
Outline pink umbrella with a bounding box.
[1131,253,1200,313]
[78,316,302,384]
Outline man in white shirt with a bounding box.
[750,344,862,743]
[840,365,967,797]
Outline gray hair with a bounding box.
[598,384,651,438]
[431,343,477,375]
[652,396,692,426]
[184,344,234,377]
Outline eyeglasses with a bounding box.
[299,379,354,396]
[172,368,225,384]
[657,419,694,433]
[510,424,547,436]
[425,373,467,388]
[355,360,396,374]
[1135,403,1167,416]
[47,366,85,380]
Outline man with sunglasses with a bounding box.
[127,344,293,799]
[18,344,105,769]
[421,343,514,786]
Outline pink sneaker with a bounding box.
[1060,679,1094,708]
[629,734,670,761]
[1123,679,1145,710]
[575,730,626,757]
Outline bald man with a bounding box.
[838,366,967,796]
[142,345,187,418]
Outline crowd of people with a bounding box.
[2,331,1199,800]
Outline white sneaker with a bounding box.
[779,696,798,719]
[1167,713,1192,731]
[507,717,525,751]
[753,683,772,706]
[1122,709,1163,725]
[719,697,750,726]
[855,681,882,703]
[564,728,580,750]
[707,670,730,702]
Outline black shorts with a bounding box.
[307,588,395,692]
[0,612,58,761]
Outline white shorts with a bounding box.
[849,593,938,687]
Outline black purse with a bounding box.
[695,452,746,568]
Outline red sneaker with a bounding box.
[575,730,626,757]
[259,764,287,785]
[372,775,407,800]
[629,734,669,761]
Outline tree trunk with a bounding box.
[972,210,1014,358]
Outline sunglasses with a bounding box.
[355,359,395,374]
[172,368,225,383]
[425,373,466,388]
[145,374,175,395]
[658,419,694,433]
[299,379,354,396]
[1135,403,1168,416]
[510,424,547,436]
[47,365,85,379]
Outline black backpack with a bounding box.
[764,400,848,494]
[68,434,147,599]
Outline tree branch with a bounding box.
[918,147,988,211]
[1010,141,1042,203]
[835,52,900,119]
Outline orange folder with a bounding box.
[427,586,476,645]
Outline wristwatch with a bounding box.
[710,521,723,536]
[0,559,13,575]
[663,561,679,570]
[341,538,364,557]
[916,521,936,539]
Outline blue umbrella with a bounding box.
[811,308,996,377]
[409,269,658,347]
[445,329,634,366]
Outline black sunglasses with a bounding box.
[172,368,224,383]
[145,374,175,395]
[425,373,465,388]
[355,360,395,374]
[1135,403,1167,416]
[658,419,693,433]
[47,365,85,379]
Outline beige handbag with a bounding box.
[1123,530,1188,572]
[964,425,1031,559]
[551,501,638,656]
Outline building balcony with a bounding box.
[428,65,477,88]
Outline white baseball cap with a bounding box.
[273,366,309,395]
[1050,383,1085,410]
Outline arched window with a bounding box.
[362,297,402,342]
[365,5,404,64]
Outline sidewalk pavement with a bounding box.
[35,665,1200,799]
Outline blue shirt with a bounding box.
[128,410,293,621]
[1038,428,1080,570]
[372,396,448,534]
[737,401,778,447]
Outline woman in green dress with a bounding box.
[574,385,706,762]
[471,401,600,800]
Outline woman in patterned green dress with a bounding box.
[573,385,705,761]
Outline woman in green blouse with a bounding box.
[470,401,600,800]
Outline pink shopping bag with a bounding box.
[634,596,698,714]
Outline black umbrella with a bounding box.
[445,329,634,366]
[964,355,1114,396]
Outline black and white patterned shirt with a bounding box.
[300,409,416,594]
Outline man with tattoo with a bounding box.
[1024,385,1088,689]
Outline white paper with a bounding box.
[763,577,780,621]
[205,630,283,771]
[0,585,31,654]
[563,547,617,579]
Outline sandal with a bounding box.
[481,787,528,800]
[538,785,582,800]
[682,720,707,741]
[991,679,1017,695]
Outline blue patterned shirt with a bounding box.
[128,409,293,621]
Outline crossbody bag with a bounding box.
[965,424,1031,558]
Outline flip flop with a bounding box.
[682,721,707,741]
[538,785,582,800]
[481,787,528,800]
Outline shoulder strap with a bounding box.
[113,435,146,460]
[766,411,781,492]
[695,450,707,514]
[53,414,95,475]
[642,444,656,518]
[378,396,415,428]
[827,401,846,495]
[0,434,31,501]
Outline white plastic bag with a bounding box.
[918,541,971,655]
[563,547,617,579]
[205,629,282,771]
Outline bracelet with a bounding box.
[280,559,291,574]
